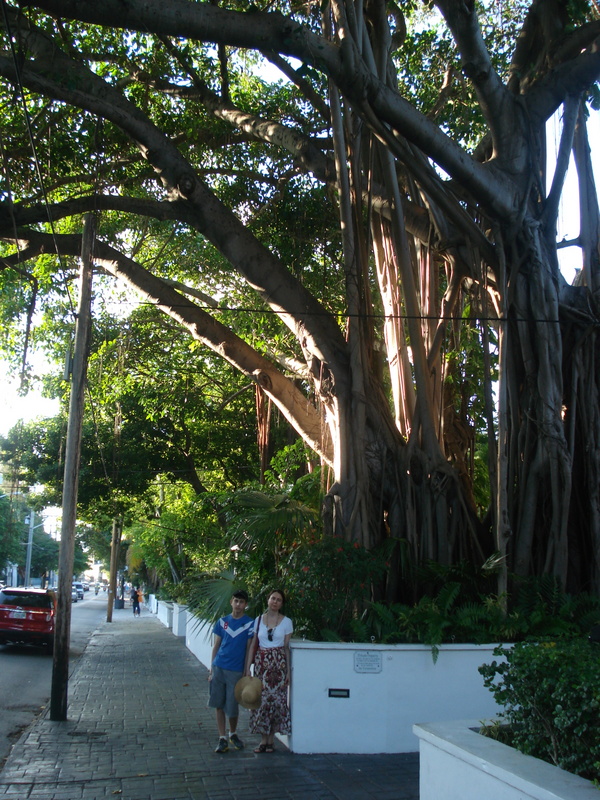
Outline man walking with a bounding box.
[208,589,254,753]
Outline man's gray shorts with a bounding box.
[208,665,243,718]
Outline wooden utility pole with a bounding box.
[50,214,95,721]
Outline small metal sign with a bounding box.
[354,650,382,673]
[328,688,350,698]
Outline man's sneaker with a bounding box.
[215,737,229,753]
[229,733,244,750]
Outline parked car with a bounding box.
[0,587,57,654]
[73,582,84,600]
[71,586,78,602]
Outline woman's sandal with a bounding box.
[254,744,268,753]
[265,744,275,753]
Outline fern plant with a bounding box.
[361,567,600,647]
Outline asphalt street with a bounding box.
[0,590,107,770]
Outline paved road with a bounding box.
[0,591,107,769]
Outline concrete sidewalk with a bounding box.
[0,607,419,800]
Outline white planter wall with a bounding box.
[288,641,504,754]
[185,612,213,667]
[414,719,598,800]
[156,600,173,629]
[172,603,188,637]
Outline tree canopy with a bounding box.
[1,0,599,598]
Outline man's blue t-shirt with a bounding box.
[212,614,254,671]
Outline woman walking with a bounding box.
[131,586,142,616]
[245,589,293,752]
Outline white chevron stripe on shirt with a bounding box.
[221,620,253,638]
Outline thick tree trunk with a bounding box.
[2,0,600,599]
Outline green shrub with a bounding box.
[479,639,600,781]
[360,570,600,646]
[282,535,386,640]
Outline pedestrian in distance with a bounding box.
[245,588,293,753]
[208,589,254,753]
[131,586,141,617]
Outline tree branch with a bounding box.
[0,13,349,373]
[17,0,514,216]
[434,0,511,148]
[261,50,330,122]
[5,230,334,465]
[521,45,600,129]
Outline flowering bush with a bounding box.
[281,535,386,640]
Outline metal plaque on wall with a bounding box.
[354,650,383,673]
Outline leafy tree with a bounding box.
[0,316,261,513]
[0,496,24,576]
[0,0,599,600]
[26,527,59,584]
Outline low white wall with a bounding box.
[289,641,503,754]
[156,600,173,628]
[185,612,213,668]
[172,603,188,637]
[148,593,158,614]
[414,719,598,800]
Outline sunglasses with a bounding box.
[267,628,274,642]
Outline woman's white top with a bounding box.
[253,614,293,648]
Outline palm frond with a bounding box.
[225,490,319,551]
[186,569,242,624]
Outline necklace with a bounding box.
[265,611,280,627]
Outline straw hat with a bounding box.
[234,676,262,710]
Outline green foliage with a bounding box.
[265,440,320,489]
[77,523,113,569]
[0,497,24,571]
[28,527,60,580]
[185,569,241,621]
[281,535,387,640]
[360,566,600,646]
[479,639,600,781]
[123,482,229,589]
[225,488,320,552]
[176,516,600,646]
[179,484,387,638]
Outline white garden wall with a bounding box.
[156,600,173,628]
[414,719,598,800]
[147,593,158,614]
[172,603,188,637]
[157,606,505,755]
[288,641,504,753]
[185,611,213,667]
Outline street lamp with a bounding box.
[23,510,45,587]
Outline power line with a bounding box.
[123,300,562,324]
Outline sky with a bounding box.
[0,369,59,438]
[0,106,598,439]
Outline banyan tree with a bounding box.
[0,0,599,596]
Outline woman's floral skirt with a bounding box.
[250,646,291,735]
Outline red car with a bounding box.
[0,587,57,654]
